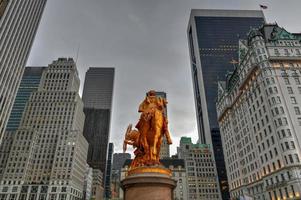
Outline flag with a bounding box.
[259,4,268,9]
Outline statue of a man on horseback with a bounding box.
[123,90,172,168]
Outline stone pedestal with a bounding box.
[121,167,176,200]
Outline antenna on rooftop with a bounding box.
[75,43,80,64]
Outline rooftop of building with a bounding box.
[24,66,47,76]
[179,136,211,149]
[86,67,115,72]
[190,9,265,18]
[217,23,301,101]
[180,136,192,144]
[193,143,211,149]
[188,9,265,31]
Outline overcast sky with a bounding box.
[27,0,301,156]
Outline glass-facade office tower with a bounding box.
[82,68,114,174]
[82,68,114,110]
[187,9,265,199]
[6,67,45,131]
[0,0,47,144]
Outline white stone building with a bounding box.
[0,0,47,145]
[216,24,301,200]
[83,165,93,200]
[0,58,88,200]
[161,159,188,200]
[91,169,104,200]
[177,137,221,200]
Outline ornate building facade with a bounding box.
[217,24,301,200]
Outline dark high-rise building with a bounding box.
[6,67,45,131]
[82,67,114,174]
[82,68,115,110]
[0,0,47,144]
[104,143,113,199]
[187,9,265,199]
[83,109,111,171]
[112,153,131,171]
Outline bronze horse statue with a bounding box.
[123,90,172,168]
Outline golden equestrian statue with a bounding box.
[123,90,172,169]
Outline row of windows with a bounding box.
[274,48,301,56]
[31,92,76,102]
[283,77,301,85]
[268,185,297,200]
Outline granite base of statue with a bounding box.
[121,166,176,200]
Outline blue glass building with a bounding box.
[6,67,45,131]
[188,10,265,200]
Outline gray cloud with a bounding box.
[27,0,301,155]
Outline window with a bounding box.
[291,97,297,104]
[286,129,291,137]
[295,78,301,85]
[287,87,293,94]
[298,118,301,126]
[294,107,301,115]
[284,78,290,85]
[295,154,300,163]
[291,141,296,149]
[289,154,294,163]
[285,142,290,150]
[291,185,296,196]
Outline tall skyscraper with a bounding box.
[0,0,47,144]
[82,68,114,110]
[217,23,301,200]
[82,68,114,174]
[0,58,88,199]
[187,9,265,199]
[155,91,170,158]
[6,67,46,131]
